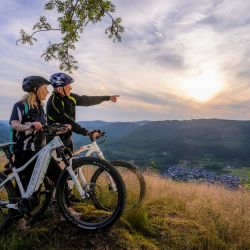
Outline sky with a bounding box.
[1,0,250,122]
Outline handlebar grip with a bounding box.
[88,129,106,141]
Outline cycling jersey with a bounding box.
[46,91,110,148]
[9,101,46,151]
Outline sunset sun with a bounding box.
[181,69,223,102]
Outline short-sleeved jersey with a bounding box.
[9,101,47,151]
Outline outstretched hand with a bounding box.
[110,95,120,102]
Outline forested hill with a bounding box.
[75,119,250,170]
[0,121,10,143]
[107,119,250,168]
[1,119,250,170]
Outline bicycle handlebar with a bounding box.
[42,124,69,135]
[88,129,106,142]
[43,124,106,142]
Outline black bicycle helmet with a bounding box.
[22,76,50,93]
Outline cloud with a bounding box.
[1,0,250,121]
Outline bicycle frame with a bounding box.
[0,135,89,210]
[73,141,105,159]
[72,140,117,191]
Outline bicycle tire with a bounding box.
[0,172,17,232]
[111,161,146,205]
[56,157,126,231]
[92,160,146,209]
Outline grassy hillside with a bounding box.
[1,172,249,250]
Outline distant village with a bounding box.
[164,166,248,189]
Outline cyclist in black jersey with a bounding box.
[46,72,119,149]
[10,76,72,230]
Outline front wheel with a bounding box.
[56,157,126,232]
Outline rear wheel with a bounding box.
[111,161,146,207]
[56,157,126,231]
[0,173,17,232]
[92,161,146,209]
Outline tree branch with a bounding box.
[16,0,124,72]
[16,28,61,45]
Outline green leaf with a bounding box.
[17,0,124,72]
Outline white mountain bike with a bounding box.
[0,125,126,232]
[24,129,146,221]
[72,130,146,209]
[33,129,146,215]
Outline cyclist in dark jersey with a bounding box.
[46,72,119,149]
[10,76,64,230]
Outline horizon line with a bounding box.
[1,118,250,123]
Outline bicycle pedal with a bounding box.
[17,199,32,218]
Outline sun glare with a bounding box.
[181,68,223,102]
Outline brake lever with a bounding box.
[89,129,106,142]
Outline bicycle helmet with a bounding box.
[22,76,50,93]
[50,72,74,88]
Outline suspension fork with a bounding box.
[92,143,117,192]
[66,162,88,199]
[59,149,88,199]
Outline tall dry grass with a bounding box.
[0,152,249,249]
[141,171,250,249]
